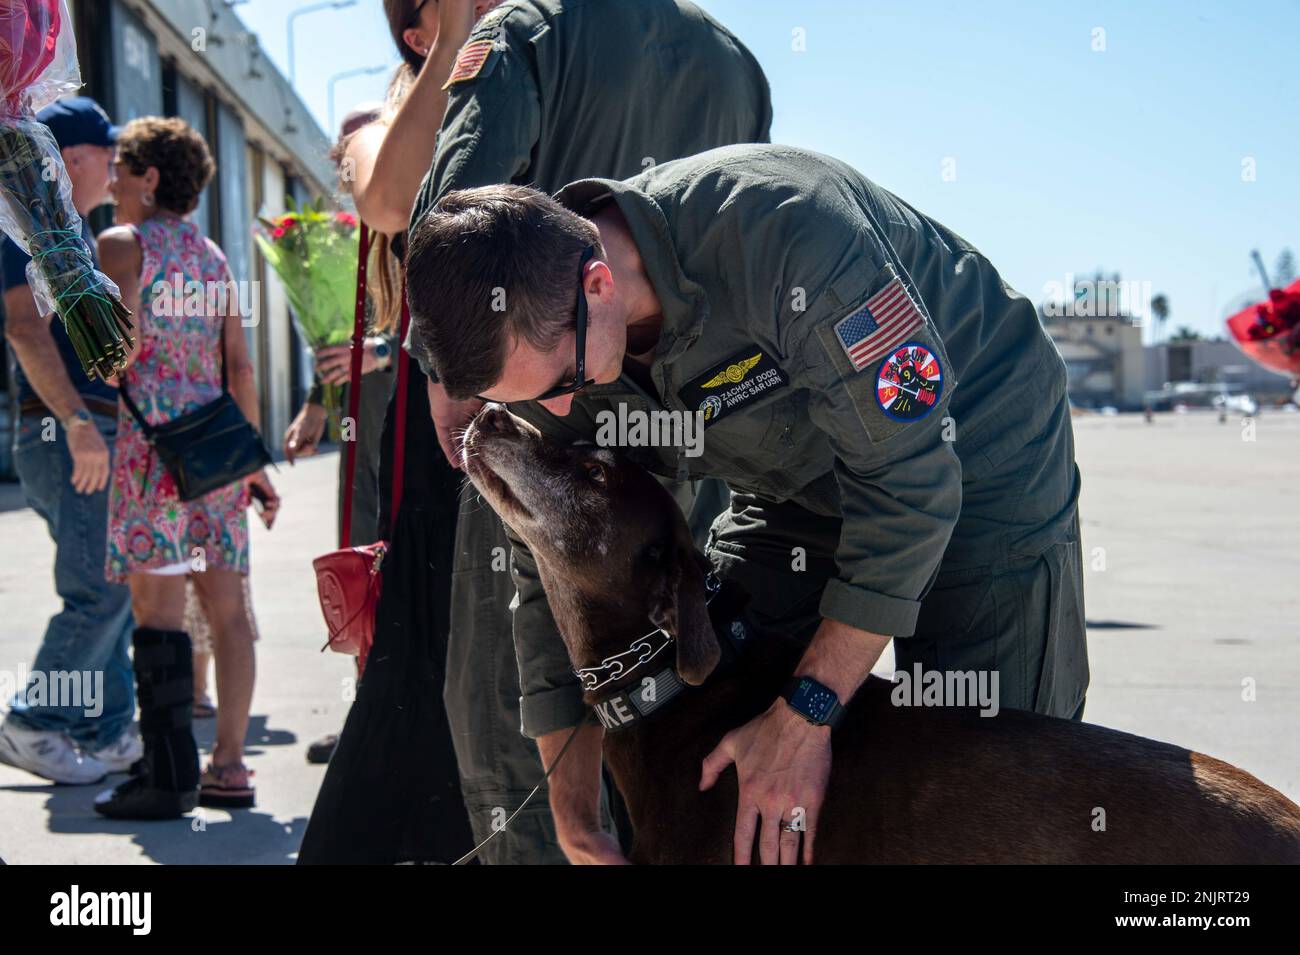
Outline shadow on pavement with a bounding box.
[41,783,307,863]
[0,712,305,863]
[192,714,297,757]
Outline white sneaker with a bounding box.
[0,720,109,785]
[88,729,144,774]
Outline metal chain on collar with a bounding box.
[571,572,722,692]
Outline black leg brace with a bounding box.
[131,627,199,792]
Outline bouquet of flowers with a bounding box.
[1225,278,1300,380]
[254,196,359,406]
[0,0,133,380]
[254,196,358,347]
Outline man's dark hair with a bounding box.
[406,184,601,399]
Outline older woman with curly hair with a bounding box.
[93,116,279,820]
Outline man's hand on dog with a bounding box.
[700,619,889,864]
[700,700,832,864]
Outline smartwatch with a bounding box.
[62,409,92,431]
[781,676,845,730]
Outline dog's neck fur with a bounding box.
[552,569,805,864]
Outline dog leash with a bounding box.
[451,719,587,865]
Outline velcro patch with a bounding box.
[678,347,789,428]
[832,268,924,371]
[442,39,496,89]
[875,341,944,422]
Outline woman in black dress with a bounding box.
[298,0,489,862]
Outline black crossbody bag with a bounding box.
[119,328,273,502]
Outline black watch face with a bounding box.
[789,677,836,724]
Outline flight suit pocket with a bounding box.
[913,569,995,642]
[1029,536,1089,718]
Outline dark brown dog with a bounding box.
[462,406,1300,864]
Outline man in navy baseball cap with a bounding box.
[37,95,120,148]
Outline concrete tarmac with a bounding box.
[0,411,1296,863]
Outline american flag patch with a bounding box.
[442,39,495,89]
[832,274,925,371]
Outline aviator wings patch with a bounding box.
[700,353,762,389]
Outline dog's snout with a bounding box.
[475,405,517,436]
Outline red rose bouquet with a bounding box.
[254,197,360,408]
[254,197,359,349]
[1225,279,1300,380]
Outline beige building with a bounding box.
[1042,313,1146,410]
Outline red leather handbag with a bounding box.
[312,222,411,675]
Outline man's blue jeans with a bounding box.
[9,410,134,748]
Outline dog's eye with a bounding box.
[585,461,607,484]
[643,538,672,564]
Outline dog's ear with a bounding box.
[649,544,720,686]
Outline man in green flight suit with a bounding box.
[405,0,771,863]
[404,143,1090,865]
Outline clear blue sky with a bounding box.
[235,0,1299,340]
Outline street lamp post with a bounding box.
[328,65,388,136]
[287,0,358,87]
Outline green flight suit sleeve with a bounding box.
[501,514,590,738]
[404,19,544,378]
[730,179,963,638]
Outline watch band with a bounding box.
[781,675,846,730]
[62,409,93,430]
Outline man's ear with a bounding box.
[649,544,719,686]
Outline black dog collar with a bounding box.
[590,586,754,734]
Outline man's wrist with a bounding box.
[781,675,846,730]
[61,407,92,431]
[795,619,890,701]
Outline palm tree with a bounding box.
[1150,293,1169,346]
[1275,249,1296,287]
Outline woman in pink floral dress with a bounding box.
[95,117,279,820]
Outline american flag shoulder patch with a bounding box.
[442,39,497,90]
[832,273,925,372]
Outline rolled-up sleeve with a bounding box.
[810,390,961,637]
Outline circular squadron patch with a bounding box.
[875,343,943,422]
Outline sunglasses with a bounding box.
[478,244,597,404]
[409,0,431,27]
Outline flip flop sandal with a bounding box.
[199,763,255,809]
